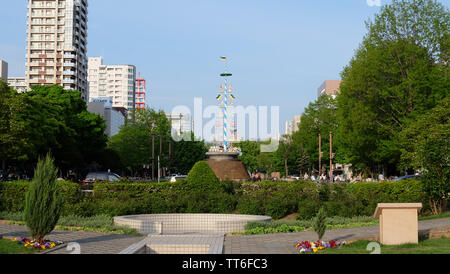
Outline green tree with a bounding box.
[292,95,339,173]
[256,152,275,175]
[274,134,296,177]
[108,108,172,175]
[26,85,107,171]
[24,154,63,243]
[108,125,151,173]
[336,0,449,175]
[366,0,449,63]
[0,82,30,164]
[172,132,208,175]
[399,97,450,215]
[236,140,260,173]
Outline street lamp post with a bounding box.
[152,133,155,180]
[329,132,333,182]
[319,134,322,176]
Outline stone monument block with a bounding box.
[374,203,422,245]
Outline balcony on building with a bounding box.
[64,53,76,59]
[63,70,75,76]
[63,62,76,67]
[63,79,75,84]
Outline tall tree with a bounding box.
[171,132,208,175]
[236,140,260,173]
[274,134,296,177]
[108,108,172,175]
[336,0,449,175]
[26,85,107,171]
[292,95,339,172]
[398,97,449,215]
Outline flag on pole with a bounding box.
[216,94,223,101]
[220,56,227,61]
[229,94,236,100]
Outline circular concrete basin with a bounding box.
[114,214,272,235]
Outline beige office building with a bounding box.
[8,77,27,93]
[317,80,342,99]
[88,57,136,111]
[26,0,88,100]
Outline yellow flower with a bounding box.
[313,248,318,253]
[13,238,17,241]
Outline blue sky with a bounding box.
[3,0,441,134]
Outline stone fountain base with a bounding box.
[205,152,250,181]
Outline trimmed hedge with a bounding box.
[0,179,432,219]
[0,181,83,215]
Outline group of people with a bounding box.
[302,173,347,183]
[301,172,392,183]
[251,172,262,182]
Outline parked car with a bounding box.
[291,174,301,180]
[83,172,120,184]
[392,175,421,182]
[169,175,187,183]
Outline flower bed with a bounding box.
[13,237,63,251]
[295,240,346,253]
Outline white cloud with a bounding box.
[366,0,382,7]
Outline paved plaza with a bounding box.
[0,218,449,254]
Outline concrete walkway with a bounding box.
[1,217,449,254]
[0,223,146,254]
[223,217,450,254]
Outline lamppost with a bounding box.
[151,131,173,181]
[319,134,322,176]
[329,132,334,182]
[152,133,155,180]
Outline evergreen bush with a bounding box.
[185,161,223,191]
[23,154,63,242]
[312,207,327,241]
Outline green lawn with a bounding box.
[418,212,450,221]
[319,237,450,254]
[0,238,41,254]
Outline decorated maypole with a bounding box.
[217,56,235,152]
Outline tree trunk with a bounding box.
[429,199,443,216]
[284,158,288,178]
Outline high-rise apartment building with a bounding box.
[0,59,8,81]
[88,57,136,111]
[26,0,88,100]
[317,80,342,99]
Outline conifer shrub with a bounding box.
[312,207,327,241]
[23,154,63,242]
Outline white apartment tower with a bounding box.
[26,0,88,100]
[88,57,136,111]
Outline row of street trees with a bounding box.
[107,109,207,177]
[0,82,208,180]
[236,0,449,213]
[0,83,109,179]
